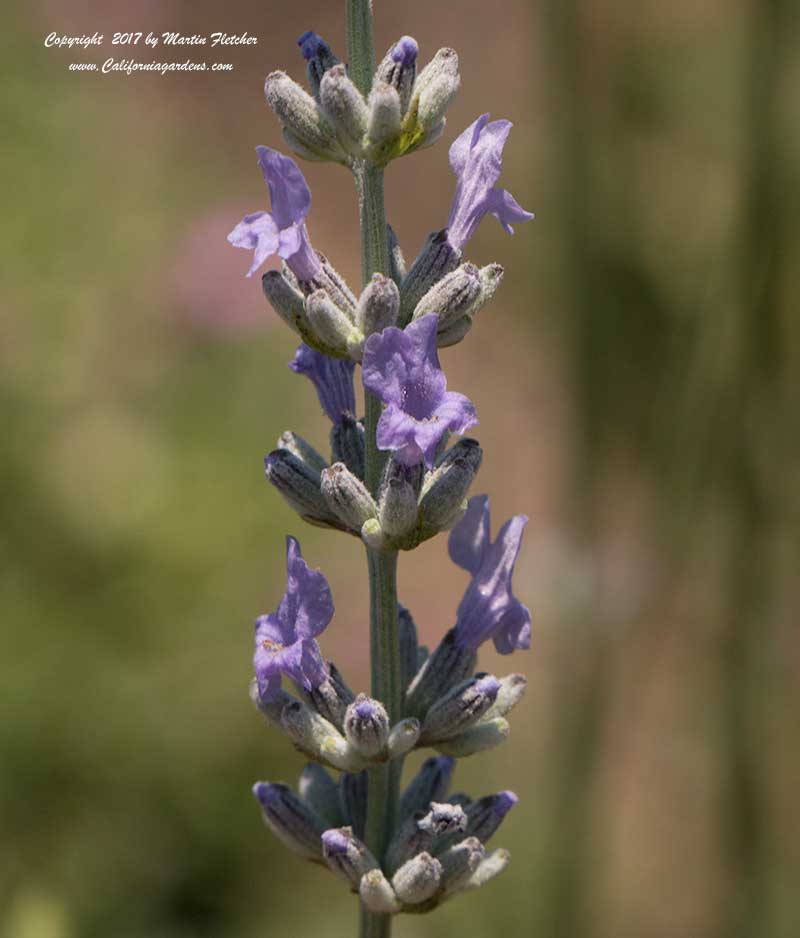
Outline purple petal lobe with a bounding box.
[392,36,418,66]
[289,344,356,425]
[448,495,490,574]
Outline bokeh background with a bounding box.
[2,0,799,936]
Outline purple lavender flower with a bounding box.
[254,535,333,701]
[228,146,322,280]
[391,36,418,67]
[447,114,534,252]
[361,314,477,468]
[289,344,356,425]
[448,495,531,653]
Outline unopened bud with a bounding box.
[439,837,485,897]
[392,852,442,905]
[399,755,455,820]
[319,64,369,156]
[264,448,342,530]
[386,802,467,873]
[378,475,418,543]
[434,716,510,758]
[387,718,421,759]
[261,269,311,337]
[360,517,385,550]
[359,869,400,914]
[463,848,511,892]
[405,628,477,720]
[321,827,379,888]
[298,763,343,827]
[344,694,390,759]
[252,782,328,861]
[375,36,418,115]
[305,290,363,359]
[464,791,519,844]
[399,229,461,326]
[413,263,482,331]
[297,31,339,101]
[486,673,528,719]
[331,414,365,481]
[321,463,378,531]
[277,431,328,475]
[356,273,400,336]
[414,48,460,131]
[301,662,355,730]
[420,674,501,744]
[367,82,402,155]
[437,263,505,347]
[281,699,366,772]
[418,439,483,533]
[264,71,345,162]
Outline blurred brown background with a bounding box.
[2,1,798,936]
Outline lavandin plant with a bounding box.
[229,4,533,934]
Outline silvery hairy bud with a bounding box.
[339,770,367,840]
[344,694,390,759]
[387,718,421,759]
[298,763,343,827]
[280,699,366,772]
[319,65,369,156]
[297,30,340,101]
[418,439,483,534]
[413,48,460,131]
[399,755,455,820]
[331,414,365,481]
[262,269,321,349]
[300,254,358,315]
[252,782,328,861]
[321,827,379,888]
[412,263,482,331]
[367,82,402,153]
[463,848,511,892]
[439,837,485,898]
[264,448,343,530]
[321,463,378,532]
[386,802,467,873]
[301,662,355,731]
[464,791,519,845]
[387,225,407,285]
[485,673,528,719]
[376,36,418,115]
[420,674,501,744]
[356,273,400,337]
[405,628,477,720]
[399,229,461,326]
[378,473,418,545]
[392,852,442,905]
[277,431,328,475]
[398,604,419,697]
[264,71,346,162]
[437,263,505,348]
[305,290,364,360]
[434,716,510,758]
[359,869,400,914]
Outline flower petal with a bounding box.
[256,146,311,230]
[485,187,535,236]
[278,536,334,640]
[227,211,280,277]
[449,495,491,574]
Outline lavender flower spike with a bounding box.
[228,146,322,280]
[447,114,534,252]
[449,495,531,653]
[362,314,477,468]
[289,344,356,425]
[254,535,333,701]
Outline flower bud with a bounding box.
[414,48,460,130]
[319,64,369,156]
[418,439,483,534]
[412,263,482,331]
[252,782,328,861]
[375,36,418,115]
[399,755,455,820]
[261,269,313,338]
[302,662,355,730]
[321,826,379,888]
[398,604,419,696]
[301,254,358,314]
[386,802,467,873]
[367,82,402,154]
[264,448,343,530]
[387,717,421,759]
[378,475,418,544]
[405,628,477,720]
[298,763,343,826]
[359,869,400,914]
[264,71,345,162]
[305,290,363,359]
[277,431,328,474]
[360,517,385,550]
[344,694,390,759]
[439,837,485,897]
[437,263,505,347]
[356,273,400,336]
[485,673,528,719]
[297,30,339,101]
[463,848,511,891]
[420,674,501,744]
[399,229,461,326]
[330,414,365,481]
[434,716,510,758]
[387,225,407,285]
[392,852,442,905]
[280,699,366,772]
[464,791,518,844]
[339,770,367,840]
[321,463,378,532]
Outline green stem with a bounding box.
[347,3,401,936]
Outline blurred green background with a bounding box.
[2,1,798,936]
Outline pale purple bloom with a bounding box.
[449,495,531,653]
[228,147,322,280]
[361,314,477,468]
[447,114,534,252]
[254,535,333,701]
[392,36,418,66]
[289,344,356,425]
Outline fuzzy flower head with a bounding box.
[254,535,333,701]
[447,114,534,252]
[449,495,531,653]
[228,146,321,280]
[362,314,477,468]
[289,344,356,426]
